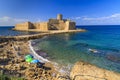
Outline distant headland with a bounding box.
[13,14,76,31]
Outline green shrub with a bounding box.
[0,74,24,80]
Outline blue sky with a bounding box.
[0,0,120,26]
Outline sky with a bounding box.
[0,0,120,26]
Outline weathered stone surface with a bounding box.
[14,14,76,31]
[0,41,70,80]
[70,61,120,80]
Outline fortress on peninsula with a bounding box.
[14,14,76,31]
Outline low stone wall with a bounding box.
[0,29,86,42]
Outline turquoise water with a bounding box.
[32,25,120,73]
[2,26,119,73]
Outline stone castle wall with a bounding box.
[33,22,49,31]
[14,14,76,31]
[38,22,49,31]
[33,23,41,29]
[58,20,66,30]
[65,21,76,31]
[49,19,66,30]
[15,22,33,30]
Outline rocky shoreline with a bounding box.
[0,30,120,80]
[0,41,71,80]
[70,61,120,80]
[0,40,120,80]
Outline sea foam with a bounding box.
[29,41,50,62]
[29,40,71,74]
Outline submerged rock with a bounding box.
[106,54,120,63]
[70,61,120,80]
[36,50,48,58]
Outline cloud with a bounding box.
[1,13,120,26]
[0,16,11,22]
[82,13,120,21]
[72,17,81,20]
[72,13,120,25]
[110,13,120,18]
[0,16,28,26]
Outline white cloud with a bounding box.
[110,13,120,18]
[72,13,120,25]
[72,17,81,20]
[0,16,11,22]
[1,13,120,26]
[82,13,120,21]
[0,16,28,26]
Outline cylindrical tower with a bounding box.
[57,14,63,20]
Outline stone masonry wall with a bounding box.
[15,22,30,30]
[65,21,76,31]
[33,23,41,29]
[39,22,49,31]
[14,14,76,31]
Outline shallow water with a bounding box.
[32,25,120,73]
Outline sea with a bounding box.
[1,25,120,73]
[0,26,39,36]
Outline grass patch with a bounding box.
[0,74,24,80]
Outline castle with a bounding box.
[14,14,76,31]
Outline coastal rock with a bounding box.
[70,61,120,80]
[0,40,72,80]
[106,54,120,63]
[36,50,48,58]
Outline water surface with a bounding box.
[0,26,39,36]
[32,25,120,73]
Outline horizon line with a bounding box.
[1,24,120,27]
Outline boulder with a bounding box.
[106,54,120,63]
[70,61,120,80]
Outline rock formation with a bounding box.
[70,61,120,80]
[0,41,70,80]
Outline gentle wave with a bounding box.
[29,41,50,62]
[29,40,72,74]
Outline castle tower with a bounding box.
[57,14,63,20]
